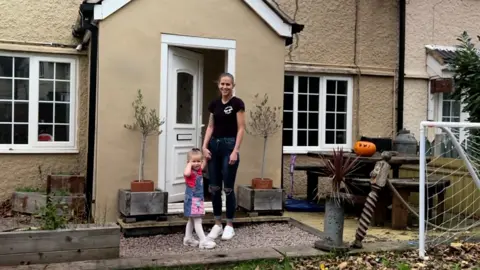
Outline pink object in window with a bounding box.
[38,133,53,141]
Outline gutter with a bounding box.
[73,2,99,222]
[397,0,406,133]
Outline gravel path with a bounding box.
[120,223,321,257]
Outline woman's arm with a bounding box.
[202,113,214,150]
[233,110,245,153]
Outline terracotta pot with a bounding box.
[251,178,273,189]
[130,180,155,192]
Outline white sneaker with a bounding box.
[221,225,235,240]
[207,224,223,239]
[199,238,217,249]
[183,237,199,247]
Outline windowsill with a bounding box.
[283,147,352,154]
[0,148,79,154]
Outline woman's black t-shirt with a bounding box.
[208,96,245,138]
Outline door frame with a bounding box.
[159,33,237,191]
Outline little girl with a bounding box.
[183,148,216,249]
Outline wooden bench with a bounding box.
[349,177,451,229]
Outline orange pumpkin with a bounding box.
[353,141,377,157]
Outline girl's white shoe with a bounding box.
[183,237,199,247]
[199,238,217,249]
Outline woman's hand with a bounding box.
[202,147,211,160]
[229,151,238,165]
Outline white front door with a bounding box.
[165,47,203,202]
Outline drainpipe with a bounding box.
[397,0,406,133]
[84,23,98,222]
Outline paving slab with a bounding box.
[0,247,283,270]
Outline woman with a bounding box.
[202,72,245,241]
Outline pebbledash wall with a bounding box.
[403,0,480,138]
[0,0,89,203]
[275,0,399,197]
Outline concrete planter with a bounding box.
[0,223,120,266]
[237,185,284,212]
[118,189,168,220]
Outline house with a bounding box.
[276,0,400,197]
[0,0,303,222]
[402,0,480,142]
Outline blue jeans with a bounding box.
[208,137,239,222]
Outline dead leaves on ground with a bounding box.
[292,243,479,270]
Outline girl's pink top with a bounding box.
[185,168,202,188]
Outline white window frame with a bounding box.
[0,52,78,154]
[283,74,353,154]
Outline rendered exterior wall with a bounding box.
[0,0,89,203]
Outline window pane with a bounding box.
[283,129,293,146]
[55,63,70,80]
[14,58,29,78]
[325,131,335,144]
[55,103,69,123]
[54,125,69,142]
[442,101,450,116]
[309,77,320,94]
[326,113,335,129]
[176,72,193,124]
[336,113,346,129]
[55,81,70,102]
[308,112,318,129]
[0,124,12,144]
[13,124,28,144]
[337,81,347,95]
[298,94,307,110]
[0,56,13,77]
[308,95,319,111]
[283,111,293,129]
[308,130,318,146]
[284,75,294,93]
[336,131,346,144]
[0,79,12,99]
[452,101,461,117]
[326,96,335,111]
[284,93,293,110]
[14,80,28,100]
[297,130,307,146]
[0,102,12,122]
[14,102,28,122]
[39,81,54,101]
[299,76,308,93]
[336,96,347,112]
[326,80,336,94]
[39,62,54,79]
[298,112,307,129]
[38,125,53,141]
[39,103,53,123]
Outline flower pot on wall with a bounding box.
[130,180,155,192]
[251,178,273,189]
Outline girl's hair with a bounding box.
[216,72,235,84]
[187,148,203,161]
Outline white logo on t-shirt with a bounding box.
[224,106,233,115]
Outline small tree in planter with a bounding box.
[245,93,282,189]
[314,148,359,252]
[124,89,165,192]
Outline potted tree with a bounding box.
[314,148,359,252]
[124,89,165,192]
[245,93,282,189]
[237,93,283,214]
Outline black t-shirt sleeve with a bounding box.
[234,97,245,112]
[208,100,216,114]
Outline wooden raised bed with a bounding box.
[118,189,169,222]
[11,192,85,217]
[0,224,120,266]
